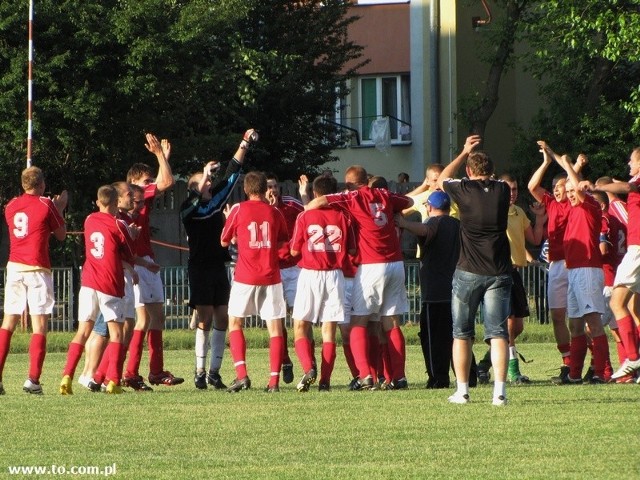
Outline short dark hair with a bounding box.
[244,171,267,196]
[466,151,493,176]
[313,176,338,196]
[369,175,388,189]
[127,163,153,183]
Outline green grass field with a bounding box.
[0,325,638,479]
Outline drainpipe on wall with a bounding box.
[430,0,441,165]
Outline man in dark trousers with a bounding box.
[397,190,460,388]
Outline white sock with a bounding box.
[456,380,469,396]
[509,346,517,360]
[493,381,506,398]
[195,328,210,371]
[209,328,226,372]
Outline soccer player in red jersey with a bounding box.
[60,185,136,394]
[586,147,640,380]
[266,172,304,384]
[306,165,413,390]
[528,141,586,378]
[290,176,356,391]
[124,133,184,389]
[221,171,290,392]
[550,155,609,384]
[591,191,625,380]
[0,167,66,395]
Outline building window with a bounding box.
[359,74,411,144]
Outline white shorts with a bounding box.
[227,282,286,321]
[601,286,618,329]
[280,265,301,307]
[547,260,568,309]
[123,271,135,319]
[351,261,409,317]
[3,268,55,315]
[78,287,124,323]
[339,277,354,326]
[567,267,604,318]
[133,256,165,306]
[292,269,345,324]
[613,245,640,294]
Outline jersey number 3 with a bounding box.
[90,232,105,259]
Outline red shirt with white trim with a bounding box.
[221,200,289,286]
[324,187,410,264]
[132,183,157,258]
[609,198,628,226]
[601,211,626,286]
[542,191,571,262]
[563,194,604,269]
[81,212,135,297]
[5,193,65,270]
[626,175,640,246]
[290,207,356,271]
[275,196,304,268]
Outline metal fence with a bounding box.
[0,262,549,331]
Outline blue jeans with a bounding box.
[451,269,512,341]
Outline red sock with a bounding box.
[617,315,639,361]
[569,334,588,379]
[350,325,370,379]
[342,343,359,378]
[282,326,292,364]
[557,343,571,366]
[105,342,124,385]
[591,334,610,380]
[147,329,164,375]
[294,338,314,373]
[118,343,127,378]
[269,336,284,387]
[63,342,85,378]
[93,347,110,385]
[319,342,336,385]
[615,341,626,365]
[382,342,392,383]
[229,330,248,379]
[28,333,46,382]
[125,329,145,379]
[387,326,406,380]
[368,334,381,380]
[0,328,14,378]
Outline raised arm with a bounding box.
[145,133,175,193]
[436,135,482,191]
[556,154,586,203]
[528,141,554,203]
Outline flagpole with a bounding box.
[27,0,34,168]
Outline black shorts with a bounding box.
[510,269,530,318]
[188,264,231,308]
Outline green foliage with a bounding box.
[0,1,365,264]
[508,1,640,181]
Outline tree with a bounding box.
[0,0,366,265]
[510,1,640,183]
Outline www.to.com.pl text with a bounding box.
[7,464,117,476]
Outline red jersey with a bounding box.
[324,187,410,264]
[133,183,157,258]
[5,193,65,270]
[601,211,626,286]
[81,212,135,297]
[290,207,356,271]
[609,198,628,226]
[626,175,640,246]
[542,191,571,262]
[275,196,304,268]
[221,200,289,286]
[563,194,604,269]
